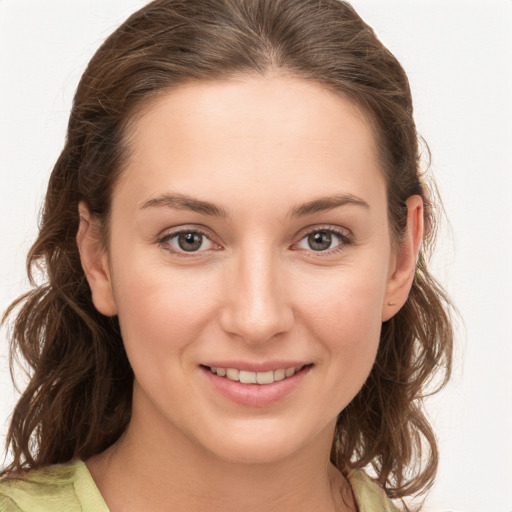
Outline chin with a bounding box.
[192,417,332,466]
[207,438,300,466]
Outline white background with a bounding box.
[1,1,511,511]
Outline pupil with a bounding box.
[178,233,202,251]
[308,231,332,251]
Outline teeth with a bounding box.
[285,367,295,378]
[274,368,285,381]
[210,365,304,385]
[226,368,239,381]
[239,370,257,384]
[256,370,274,385]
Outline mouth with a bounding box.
[200,363,313,407]
[201,364,312,385]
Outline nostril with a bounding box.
[219,304,294,345]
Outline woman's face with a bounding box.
[81,75,420,464]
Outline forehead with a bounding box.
[118,74,385,210]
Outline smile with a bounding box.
[208,365,305,385]
[201,363,313,407]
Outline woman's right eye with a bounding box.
[161,230,216,254]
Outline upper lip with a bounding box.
[201,361,311,372]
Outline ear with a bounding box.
[381,195,424,322]
[76,201,118,317]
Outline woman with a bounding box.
[0,0,453,510]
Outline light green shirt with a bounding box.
[0,460,400,511]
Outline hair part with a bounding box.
[2,0,453,501]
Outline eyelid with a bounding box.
[291,224,353,254]
[156,223,353,257]
[157,225,222,256]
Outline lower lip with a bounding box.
[201,365,312,408]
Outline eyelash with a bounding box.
[158,227,219,257]
[292,225,353,256]
[157,225,353,257]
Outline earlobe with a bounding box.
[381,195,424,322]
[76,202,118,317]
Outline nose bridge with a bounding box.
[220,240,292,344]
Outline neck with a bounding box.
[86,397,355,512]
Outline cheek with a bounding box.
[294,265,386,390]
[297,264,387,339]
[111,263,220,364]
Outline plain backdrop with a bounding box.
[1,1,511,511]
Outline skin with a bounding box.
[78,74,423,512]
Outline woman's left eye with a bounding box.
[295,229,350,253]
[162,231,215,253]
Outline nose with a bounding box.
[219,244,294,345]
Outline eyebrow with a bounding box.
[140,192,369,218]
[140,193,229,217]
[289,194,370,217]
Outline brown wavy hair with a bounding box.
[2,0,453,502]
